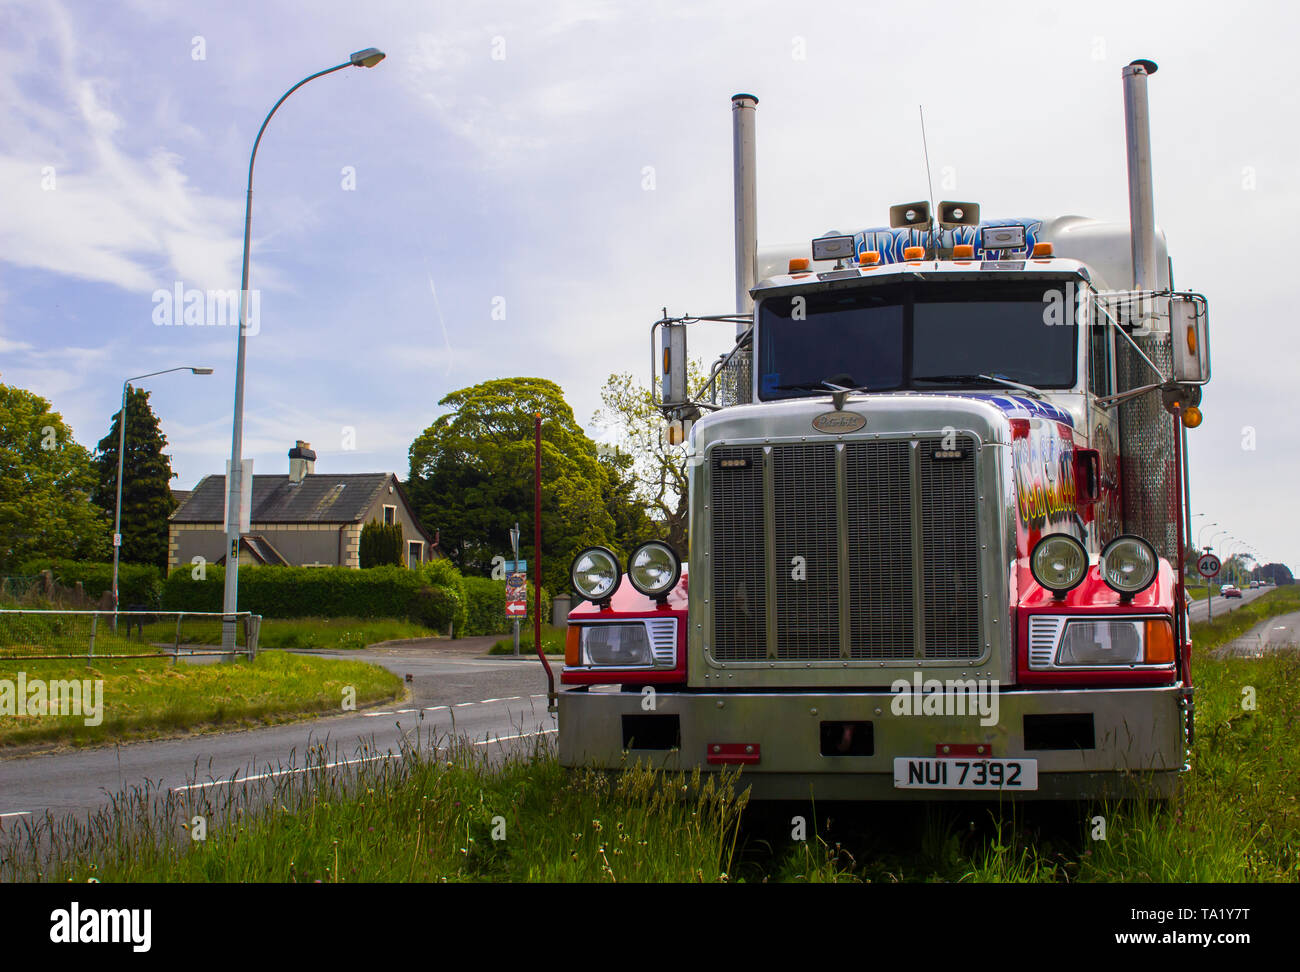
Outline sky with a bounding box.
[1,0,1297,574]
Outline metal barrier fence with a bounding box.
[0,611,262,662]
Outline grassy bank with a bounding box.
[0,651,403,748]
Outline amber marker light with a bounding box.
[565,626,581,666]
[789,257,810,272]
[1145,619,1175,664]
[1183,406,1203,428]
[903,246,925,260]
[1032,242,1054,257]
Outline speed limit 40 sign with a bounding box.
[1197,553,1221,579]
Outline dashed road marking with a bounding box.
[170,753,400,793]
[473,729,557,746]
[0,811,32,819]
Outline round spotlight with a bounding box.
[1030,534,1089,596]
[1100,535,1158,597]
[627,541,681,599]
[570,546,621,602]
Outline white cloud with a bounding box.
[0,1,243,294]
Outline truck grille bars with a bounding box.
[709,437,981,663]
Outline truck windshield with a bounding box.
[758,279,1078,400]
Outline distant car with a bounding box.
[1222,585,1242,599]
[1249,581,1259,589]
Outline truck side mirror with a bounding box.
[1170,295,1210,384]
[660,322,688,407]
[1074,448,1101,506]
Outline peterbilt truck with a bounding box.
[557,59,1212,799]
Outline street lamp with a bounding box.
[1196,520,1218,549]
[112,367,214,623]
[221,49,386,649]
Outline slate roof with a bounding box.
[171,473,394,525]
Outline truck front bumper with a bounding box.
[557,684,1187,800]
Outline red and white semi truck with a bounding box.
[557,59,1211,799]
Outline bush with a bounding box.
[16,558,162,607]
[463,575,551,636]
[419,559,468,634]
[158,561,479,636]
[359,519,403,568]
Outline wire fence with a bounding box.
[0,611,261,662]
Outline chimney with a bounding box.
[288,440,316,484]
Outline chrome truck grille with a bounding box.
[710,437,981,663]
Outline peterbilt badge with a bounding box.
[812,411,866,434]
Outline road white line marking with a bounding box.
[454,702,476,707]
[169,753,400,793]
[0,811,32,818]
[473,729,557,746]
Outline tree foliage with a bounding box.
[359,519,404,567]
[92,386,178,568]
[407,377,648,595]
[0,383,110,571]
[591,362,708,554]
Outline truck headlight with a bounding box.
[626,541,681,599]
[581,624,653,667]
[1100,535,1157,597]
[1030,534,1088,596]
[1058,620,1143,665]
[571,546,621,602]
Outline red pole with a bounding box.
[535,412,555,709]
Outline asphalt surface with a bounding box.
[1185,584,1272,624]
[1212,608,1300,658]
[0,638,559,824]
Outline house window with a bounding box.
[407,541,423,569]
[383,505,396,526]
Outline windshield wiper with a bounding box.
[775,374,869,393]
[912,373,1045,399]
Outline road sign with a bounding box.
[505,570,527,618]
[1197,553,1221,579]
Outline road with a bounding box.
[1185,584,1272,624]
[0,638,559,824]
[1212,609,1300,658]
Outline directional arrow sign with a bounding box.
[1197,553,1221,579]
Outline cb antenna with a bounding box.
[919,105,937,258]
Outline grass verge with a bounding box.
[0,651,403,748]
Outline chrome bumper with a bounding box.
[558,685,1186,800]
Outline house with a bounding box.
[168,441,439,573]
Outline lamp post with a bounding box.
[221,48,386,649]
[112,367,213,626]
[1196,520,1218,549]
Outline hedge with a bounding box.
[463,575,551,636]
[16,558,163,607]
[159,560,473,633]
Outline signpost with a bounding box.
[1198,551,1221,620]
[507,523,524,656]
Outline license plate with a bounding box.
[893,757,1038,791]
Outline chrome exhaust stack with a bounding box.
[1122,59,1159,295]
[731,93,758,333]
